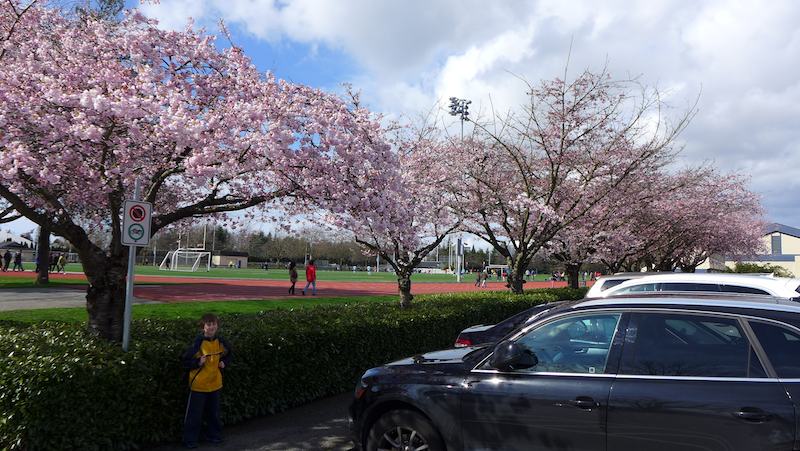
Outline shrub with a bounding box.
[723,262,794,278]
[0,288,585,450]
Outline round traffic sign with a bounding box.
[128,223,145,241]
[129,205,146,222]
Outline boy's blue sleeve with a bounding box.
[219,336,232,367]
[181,336,203,369]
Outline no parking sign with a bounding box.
[122,200,152,246]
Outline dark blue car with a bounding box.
[350,295,800,450]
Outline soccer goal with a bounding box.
[159,248,211,272]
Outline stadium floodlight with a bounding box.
[448,97,471,139]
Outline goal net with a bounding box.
[159,249,211,272]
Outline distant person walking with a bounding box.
[2,250,11,271]
[12,251,23,271]
[302,259,317,296]
[57,253,67,274]
[34,252,43,273]
[288,261,298,295]
[49,253,58,272]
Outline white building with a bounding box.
[700,223,800,275]
[0,229,33,247]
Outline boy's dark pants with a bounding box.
[183,389,222,445]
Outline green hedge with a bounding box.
[0,288,586,450]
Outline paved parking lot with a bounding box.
[148,393,354,451]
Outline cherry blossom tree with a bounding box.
[547,208,616,289]
[547,163,673,286]
[453,68,693,293]
[597,167,764,272]
[299,122,460,307]
[0,4,390,340]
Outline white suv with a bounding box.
[585,272,673,298]
[601,273,800,300]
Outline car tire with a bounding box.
[367,409,445,451]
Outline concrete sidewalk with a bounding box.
[148,393,354,451]
[0,287,161,311]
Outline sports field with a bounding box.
[0,267,579,322]
[15,263,553,284]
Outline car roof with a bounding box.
[610,271,675,277]
[596,272,663,281]
[602,273,800,297]
[585,273,664,298]
[574,292,800,315]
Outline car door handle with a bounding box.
[733,407,771,423]
[568,396,598,410]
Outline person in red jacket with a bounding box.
[302,259,317,296]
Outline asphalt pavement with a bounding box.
[148,393,354,451]
[0,286,160,311]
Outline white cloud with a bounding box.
[136,0,800,226]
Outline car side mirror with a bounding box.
[489,340,539,371]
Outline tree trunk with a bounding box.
[397,271,413,308]
[83,251,128,341]
[507,271,525,294]
[565,263,581,289]
[35,226,50,285]
[505,254,525,294]
[655,261,674,272]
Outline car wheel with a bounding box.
[367,409,445,451]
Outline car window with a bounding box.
[512,313,621,374]
[750,321,800,378]
[619,313,764,378]
[614,283,658,294]
[520,307,552,327]
[721,285,770,295]
[600,279,628,291]
[488,305,554,338]
[660,282,721,292]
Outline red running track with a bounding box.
[0,271,575,302]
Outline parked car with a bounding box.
[350,294,800,451]
[453,271,672,348]
[602,272,800,300]
[584,271,676,298]
[454,303,559,347]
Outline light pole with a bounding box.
[448,97,470,282]
[448,97,471,139]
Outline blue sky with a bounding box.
[230,33,359,91]
[5,0,800,238]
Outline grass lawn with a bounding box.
[0,295,398,324]
[46,263,553,283]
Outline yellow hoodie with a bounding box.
[183,335,231,392]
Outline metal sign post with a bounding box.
[121,180,152,352]
[456,237,463,282]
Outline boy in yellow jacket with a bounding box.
[181,314,232,449]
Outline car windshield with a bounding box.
[521,308,552,327]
